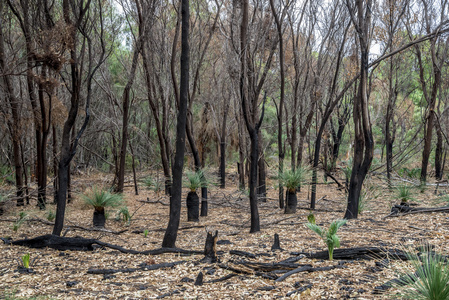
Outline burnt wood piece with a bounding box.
[194,271,203,286]
[218,264,278,280]
[292,247,409,261]
[156,288,184,299]
[10,234,98,251]
[202,230,218,263]
[286,283,313,297]
[275,265,342,282]
[9,234,203,255]
[229,250,257,259]
[388,205,449,217]
[271,233,282,251]
[205,273,238,283]
[232,260,308,272]
[87,261,187,274]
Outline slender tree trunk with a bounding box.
[344,0,374,219]
[116,45,141,193]
[219,102,229,189]
[0,21,24,204]
[162,0,190,248]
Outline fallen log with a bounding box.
[205,273,238,283]
[292,247,409,261]
[385,205,449,218]
[218,263,278,280]
[87,261,186,275]
[275,265,341,282]
[7,234,203,255]
[232,260,307,272]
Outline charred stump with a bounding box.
[271,233,282,251]
[202,230,218,263]
[284,190,297,214]
[93,208,106,228]
[186,191,199,222]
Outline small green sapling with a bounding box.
[306,217,347,260]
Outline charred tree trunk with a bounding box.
[0,21,24,205]
[186,191,199,222]
[219,102,229,189]
[162,0,189,248]
[257,139,266,202]
[284,189,297,214]
[344,0,374,220]
[116,44,141,193]
[93,207,106,228]
[435,120,443,180]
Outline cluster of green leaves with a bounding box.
[115,206,131,225]
[278,167,308,192]
[393,245,449,300]
[12,212,27,232]
[395,185,414,204]
[46,210,56,222]
[306,215,347,260]
[82,187,123,209]
[398,167,421,179]
[143,176,164,195]
[184,169,216,192]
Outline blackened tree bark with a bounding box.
[219,101,229,189]
[116,37,142,193]
[162,0,190,248]
[53,0,106,236]
[344,0,374,219]
[0,13,24,205]
[270,0,289,208]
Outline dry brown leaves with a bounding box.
[1,172,449,299]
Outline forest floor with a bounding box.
[1,170,449,299]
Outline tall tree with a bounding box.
[344,0,374,219]
[53,0,106,235]
[162,0,190,248]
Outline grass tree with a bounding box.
[184,170,206,222]
[279,167,308,214]
[306,218,347,260]
[392,245,449,300]
[395,185,414,205]
[82,187,123,228]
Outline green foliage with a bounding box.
[12,212,27,232]
[307,212,316,225]
[278,167,309,192]
[184,169,216,192]
[143,176,164,194]
[21,253,30,269]
[46,210,56,222]
[116,206,131,224]
[0,166,14,185]
[395,185,414,203]
[82,187,123,210]
[392,245,449,300]
[143,229,149,238]
[306,219,347,260]
[399,167,421,179]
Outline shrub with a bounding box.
[82,187,123,228]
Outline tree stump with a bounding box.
[186,191,199,222]
[284,190,297,214]
[271,233,282,251]
[202,230,218,263]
